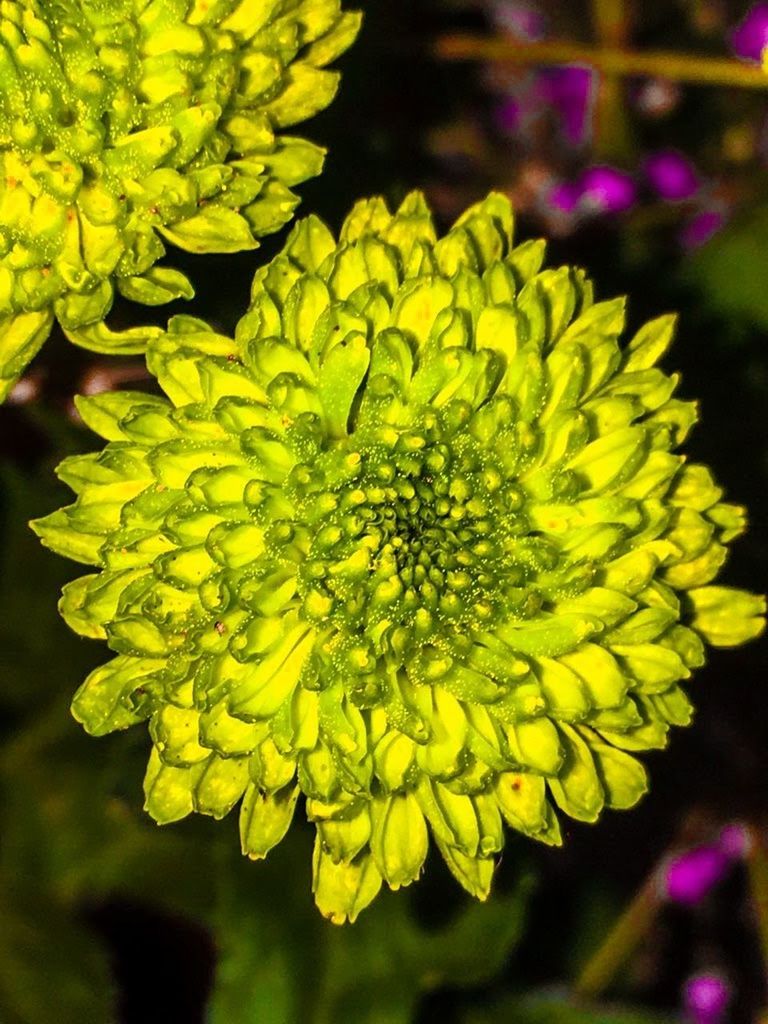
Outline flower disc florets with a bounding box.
[0,0,360,398]
[291,413,530,687]
[33,192,765,923]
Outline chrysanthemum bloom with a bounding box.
[0,0,360,399]
[33,193,765,922]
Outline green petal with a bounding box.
[117,267,195,305]
[72,655,162,735]
[312,841,383,925]
[239,782,299,858]
[0,310,54,400]
[688,586,766,647]
[370,792,428,890]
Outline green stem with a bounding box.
[572,874,663,1001]
[434,35,768,90]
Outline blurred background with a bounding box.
[1,1,767,1021]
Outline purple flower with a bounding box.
[664,845,730,905]
[679,209,728,249]
[719,823,750,860]
[537,66,596,146]
[495,97,525,134]
[578,165,637,214]
[644,150,700,201]
[548,180,582,214]
[490,1,546,41]
[683,973,731,1024]
[730,3,768,62]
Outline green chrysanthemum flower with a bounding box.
[33,193,765,923]
[0,0,360,399]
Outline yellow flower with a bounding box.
[33,193,765,922]
[0,0,360,398]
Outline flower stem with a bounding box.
[572,874,663,1000]
[746,828,768,991]
[589,0,634,161]
[433,35,768,90]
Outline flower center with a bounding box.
[288,407,537,696]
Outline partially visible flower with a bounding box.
[545,166,637,226]
[644,151,700,202]
[679,209,728,250]
[495,97,525,136]
[579,166,637,214]
[0,0,361,400]
[491,66,595,149]
[729,3,768,62]
[664,822,747,905]
[718,822,750,859]
[548,180,582,214]
[33,193,765,922]
[665,846,731,905]
[537,67,596,147]
[490,2,546,41]
[683,973,731,1024]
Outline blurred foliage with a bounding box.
[463,993,676,1023]
[684,202,768,327]
[211,843,532,1024]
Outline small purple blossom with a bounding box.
[495,97,525,135]
[548,180,582,214]
[719,823,750,860]
[537,66,596,146]
[644,150,700,201]
[679,209,728,249]
[490,1,546,40]
[683,973,731,1024]
[729,2,768,62]
[579,165,637,214]
[664,845,730,905]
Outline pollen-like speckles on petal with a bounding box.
[32,190,765,922]
[0,0,361,398]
